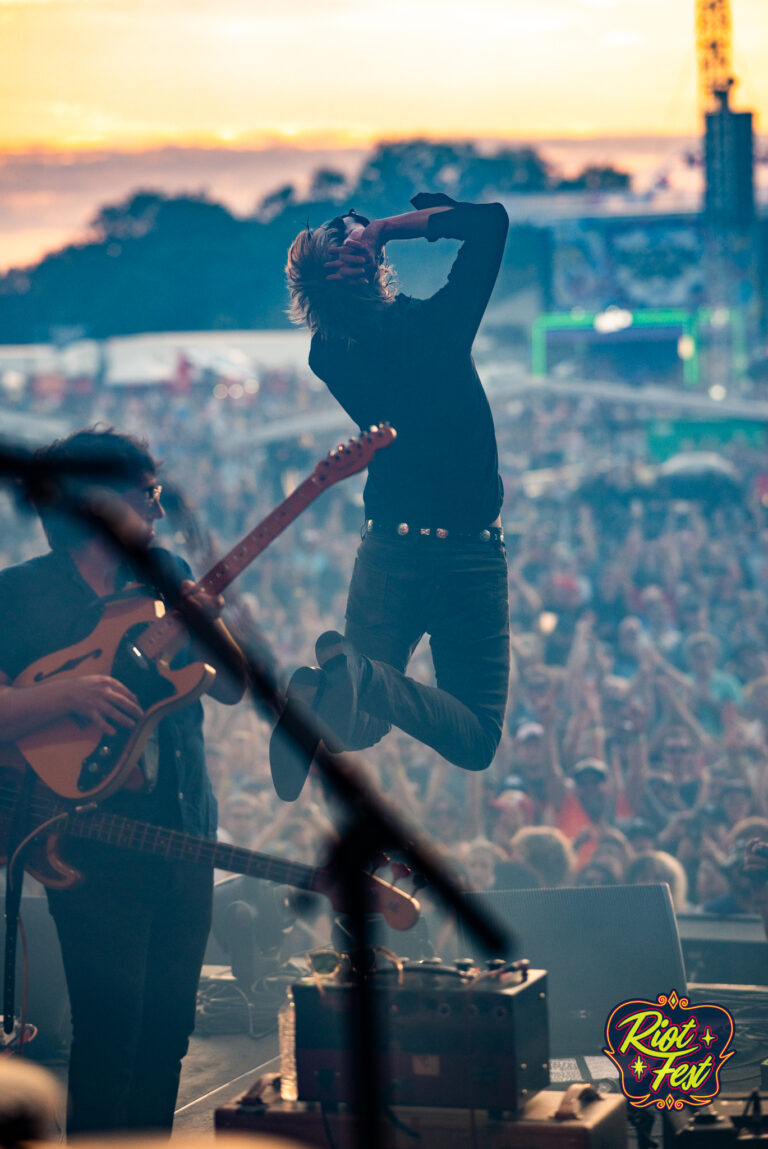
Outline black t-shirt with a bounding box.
[309,199,508,530]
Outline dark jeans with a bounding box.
[344,533,510,770]
[47,850,212,1136]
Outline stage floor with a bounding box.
[39,981,765,1138]
[173,1029,280,1136]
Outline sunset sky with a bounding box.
[0,0,766,151]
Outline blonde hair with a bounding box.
[460,838,507,865]
[625,850,688,911]
[285,222,396,340]
[511,826,575,888]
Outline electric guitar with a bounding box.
[0,757,419,931]
[11,425,396,801]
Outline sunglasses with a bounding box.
[325,209,371,241]
[123,482,162,505]
[306,945,404,984]
[140,483,163,504]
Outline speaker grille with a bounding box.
[460,884,686,1057]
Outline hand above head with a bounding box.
[325,222,382,281]
[533,691,557,726]
[741,839,768,884]
[575,610,596,636]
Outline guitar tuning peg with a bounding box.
[390,862,411,883]
[370,851,390,873]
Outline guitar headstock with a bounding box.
[315,866,420,932]
[366,872,420,931]
[316,424,396,484]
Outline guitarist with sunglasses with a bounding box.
[0,427,246,1135]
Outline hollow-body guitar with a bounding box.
[11,425,396,801]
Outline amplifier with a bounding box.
[663,1093,768,1146]
[287,961,549,1112]
[677,914,768,985]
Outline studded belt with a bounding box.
[363,519,504,544]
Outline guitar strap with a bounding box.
[141,727,160,791]
[3,765,36,1035]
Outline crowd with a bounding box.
[3,365,768,951]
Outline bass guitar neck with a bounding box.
[0,763,419,933]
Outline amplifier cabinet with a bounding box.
[292,967,549,1112]
[677,914,768,985]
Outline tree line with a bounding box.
[0,140,630,342]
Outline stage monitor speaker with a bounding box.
[676,913,768,986]
[460,884,686,1058]
[0,892,71,1058]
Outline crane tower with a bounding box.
[695,0,756,389]
[696,0,754,230]
[695,0,733,113]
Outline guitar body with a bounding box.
[0,757,80,888]
[15,596,215,801]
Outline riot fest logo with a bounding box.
[604,990,735,1110]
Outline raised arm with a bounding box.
[326,194,509,347]
[324,204,455,280]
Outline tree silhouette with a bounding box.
[308,168,348,202]
[91,191,167,242]
[0,140,633,341]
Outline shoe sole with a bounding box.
[269,667,323,802]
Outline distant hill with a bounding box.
[0,144,369,274]
[0,140,629,342]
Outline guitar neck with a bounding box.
[68,807,323,893]
[138,471,328,661]
[198,472,328,598]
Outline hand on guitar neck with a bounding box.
[177,579,247,705]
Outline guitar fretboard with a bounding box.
[136,470,329,662]
[129,427,395,664]
[68,807,321,892]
